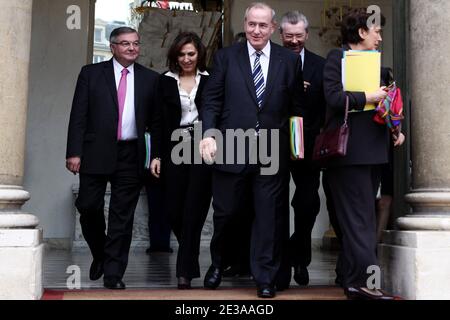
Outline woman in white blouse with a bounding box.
[150,32,211,289]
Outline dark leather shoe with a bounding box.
[293,266,309,286]
[89,259,104,281]
[335,275,343,287]
[257,285,276,298]
[204,266,222,289]
[177,277,192,290]
[103,278,126,290]
[275,283,289,292]
[344,287,395,300]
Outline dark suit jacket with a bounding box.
[201,41,305,174]
[323,47,390,167]
[302,49,326,156]
[157,71,208,158]
[66,59,160,175]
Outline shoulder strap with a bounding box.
[323,95,349,130]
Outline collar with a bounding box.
[247,40,271,58]
[113,58,134,74]
[300,48,305,58]
[165,69,209,80]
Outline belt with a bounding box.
[179,125,195,134]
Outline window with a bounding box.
[94,28,103,43]
[93,55,105,63]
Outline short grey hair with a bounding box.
[244,2,276,23]
[279,11,309,33]
[109,27,139,44]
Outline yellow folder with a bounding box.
[342,51,381,111]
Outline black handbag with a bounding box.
[312,96,349,163]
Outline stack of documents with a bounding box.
[290,117,304,160]
[342,50,381,111]
[144,132,151,170]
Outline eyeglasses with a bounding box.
[112,41,141,48]
[283,34,306,41]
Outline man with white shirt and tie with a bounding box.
[200,2,305,298]
[66,27,160,290]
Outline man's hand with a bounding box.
[199,137,217,164]
[66,157,81,175]
[150,158,161,178]
[304,81,311,92]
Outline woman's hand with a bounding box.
[366,86,388,104]
[199,137,217,164]
[150,158,161,178]
[393,132,405,147]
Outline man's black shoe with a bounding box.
[275,283,290,292]
[257,285,276,298]
[89,259,104,281]
[103,278,126,290]
[293,266,309,286]
[177,277,192,290]
[335,275,343,287]
[204,266,222,289]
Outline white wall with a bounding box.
[24,0,93,245]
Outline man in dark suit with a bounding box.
[200,2,304,298]
[66,27,160,290]
[279,11,333,286]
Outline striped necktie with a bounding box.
[253,51,265,132]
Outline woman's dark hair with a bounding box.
[167,32,207,73]
[341,8,386,45]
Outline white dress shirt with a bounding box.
[300,48,305,70]
[113,58,137,140]
[247,41,271,83]
[165,69,209,126]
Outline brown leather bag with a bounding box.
[312,96,349,163]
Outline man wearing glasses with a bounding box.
[66,27,161,289]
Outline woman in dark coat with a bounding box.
[322,9,404,300]
[150,32,212,289]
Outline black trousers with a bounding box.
[210,167,290,286]
[164,145,212,279]
[144,175,171,250]
[222,187,253,272]
[75,141,141,280]
[289,158,321,268]
[326,165,381,288]
[322,169,344,280]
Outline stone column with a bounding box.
[379,0,450,300]
[0,0,43,300]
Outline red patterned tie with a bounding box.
[117,68,129,140]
